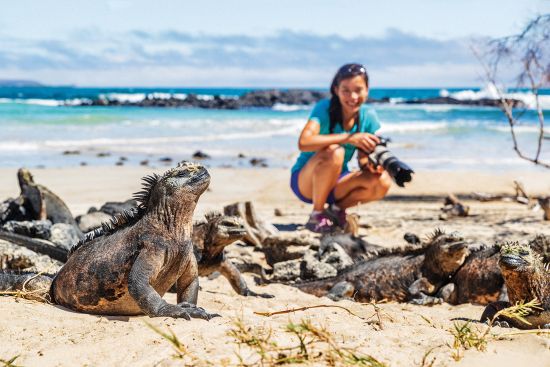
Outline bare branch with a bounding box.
[473,14,550,169]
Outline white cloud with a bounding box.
[0,29,485,86]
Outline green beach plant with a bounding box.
[145,321,213,366]
[0,356,21,367]
[147,316,386,366]
[448,298,544,361]
[228,316,386,366]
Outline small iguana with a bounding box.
[0,162,218,320]
[481,242,550,329]
[193,211,273,298]
[294,230,469,304]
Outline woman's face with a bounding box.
[334,75,368,117]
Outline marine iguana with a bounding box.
[192,211,273,298]
[294,230,470,304]
[439,244,503,305]
[0,169,83,239]
[480,242,550,329]
[18,169,82,233]
[0,162,218,320]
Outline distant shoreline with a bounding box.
[75,89,523,109]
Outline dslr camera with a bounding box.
[360,137,414,187]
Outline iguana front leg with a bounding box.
[219,258,274,298]
[408,277,442,305]
[128,247,217,320]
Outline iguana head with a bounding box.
[70,162,211,255]
[17,168,35,188]
[499,242,544,273]
[163,161,210,198]
[499,242,549,305]
[206,213,246,246]
[194,212,247,259]
[134,161,211,208]
[424,230,470,279]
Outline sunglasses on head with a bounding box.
[337,64,367,77]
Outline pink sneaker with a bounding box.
[305,211,335,233]
[326,205,347,229]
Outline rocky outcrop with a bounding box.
[74,89,523,110]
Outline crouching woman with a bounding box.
[290,63,392,233]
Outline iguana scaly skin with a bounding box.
[481,242,550,329]
[193,212,273,298]
[0,162,218,320]
[295,230,469,304]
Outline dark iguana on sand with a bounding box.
[0,162,217,320]
[480,242,550,329]
[9,169,82,235]
[294,230,470,304]
[192,211,273,298]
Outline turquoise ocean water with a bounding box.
[0,86,549,171]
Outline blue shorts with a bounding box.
[290,169,351,205]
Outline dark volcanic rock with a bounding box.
[250,158,268,167]
[192,150,211,159]
[2,220,52,239]
[403,96,525,108]
[74,89,525,110]
[49,223,81,251]
[0,198,27,224]
[99,199,137,216]
[239,89,328,108]
[77,211,113,233]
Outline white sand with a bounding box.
[1,166,550,366]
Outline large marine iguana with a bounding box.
[0,162,218,320]
[481,242,550,329]
[293,230,470,304]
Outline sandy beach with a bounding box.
[1,166,550,366]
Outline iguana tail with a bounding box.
[0,271,53,302]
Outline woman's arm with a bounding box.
[298,120,380,152]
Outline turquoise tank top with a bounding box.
[291,99,381,172]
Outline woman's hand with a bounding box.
[358,150,384,174]
[347,133,380,153]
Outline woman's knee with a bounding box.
[356,172,391,201]
[317,144,345,164]
[373,173,392,199]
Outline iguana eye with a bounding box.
[519,250,529,256]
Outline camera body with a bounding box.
[362,137,414,187]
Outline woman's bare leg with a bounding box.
[297,145,345,211]
[333,170,392,209]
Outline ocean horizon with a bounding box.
[1,85,549,172]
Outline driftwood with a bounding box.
[472,180,531,204]
[472,180,550,220]
[223,201,278,247]
[0,231,68,262]
[539,197,550,221]
[440,193,469,219]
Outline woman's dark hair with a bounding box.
[328,63,369,133]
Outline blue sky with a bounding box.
[0,0,548,87]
